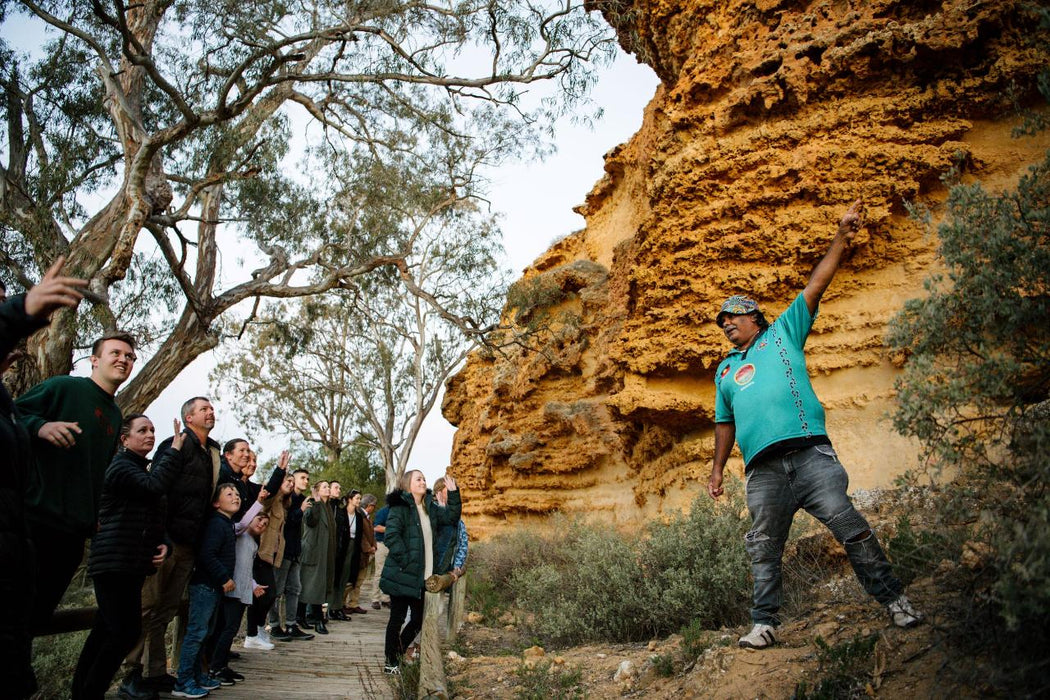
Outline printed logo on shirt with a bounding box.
[734,364,755,386]
[719,365,731,382]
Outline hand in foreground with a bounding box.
[152,544,169,568]
[222,579,236,593]
[253,584,268,598]
[838,199,865,241]
[443,475,458,492]
[707,470,724,500]
[24,256,87,319]
[39,421,82,448]
[170,419,185,451]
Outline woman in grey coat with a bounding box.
[298,480,336,634]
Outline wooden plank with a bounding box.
[106,583,395,699]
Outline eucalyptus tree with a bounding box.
[212,213,506,490]
[0,0,614,409]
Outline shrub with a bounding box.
[513,525,644,645]
[638,493,751,633]
[480,494,751,648]
[887,138,1050,692]
[514,661,586,700]
[794,634,879,700]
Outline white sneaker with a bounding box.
[887,594,923,628]
[243,634,275,650]
[738,623,777,649]
[257,628,272,645]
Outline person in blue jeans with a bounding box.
[172,484,239,698]
[707,201,923,650]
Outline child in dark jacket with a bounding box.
[172,483,239,699]
[70,415,184,700]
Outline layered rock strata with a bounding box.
[443,0,1050,537]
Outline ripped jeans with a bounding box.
[744,444,903,626]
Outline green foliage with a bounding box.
[471,495,751,648]
[794,634,879,700]
[31,630,89,699]
[387,659,421,700]
[513,526,642,645]
[888,146,1050,691]
[639,493,752,634]
[651,653,676,677]
[887,515,960,586]
[514,661,586,700]
[680,618,709,660]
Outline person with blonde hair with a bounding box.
[379,470,460,674]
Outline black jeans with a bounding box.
[28,523,86,634]
[208,598,245,671]
[385,593,423,666]
[246,559,276,636]
[72,573,146,700]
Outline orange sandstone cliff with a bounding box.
[442,0,1050,536]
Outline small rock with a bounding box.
[465,611,484,624]
[648,640,658,651]
[861,627,871,637]
[495,676,504,683]
[522,645,546,667]
[503,624,516,631]
[596,653,607,659]
[961,540,993,569]
[614,660,636,682]
[447,651,465,662]
[498,611,516,624]
[553,656,566,666]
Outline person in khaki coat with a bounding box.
[299,480,335,633]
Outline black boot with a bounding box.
[313,618,329,635]
[117,669,158,700]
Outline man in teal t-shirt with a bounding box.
[707,201,922,650]
[15,331,136,632]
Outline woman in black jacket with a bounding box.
[71,414,184,700]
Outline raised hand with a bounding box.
[838,199,865,241]
[170,419,185,450]
[278,450,291,471]
[23,256,87,319]
[444,475,458,492]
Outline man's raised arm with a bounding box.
[802,200,865,314]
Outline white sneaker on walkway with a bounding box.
[256,628,273,645]
[243,634,275,650]
[738,623,777,649]
[887,594,924,628]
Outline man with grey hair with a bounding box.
[120,397,221,699]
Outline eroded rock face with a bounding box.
[444,0,1050,537]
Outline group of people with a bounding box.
[4,198,925,697]
[1,258,469,700]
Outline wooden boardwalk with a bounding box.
[107,593,395,699]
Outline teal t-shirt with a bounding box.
[714,293,827,466]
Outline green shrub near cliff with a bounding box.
[888,144,1050,691]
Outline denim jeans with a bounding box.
[744,444,903,625]
[267,558,301,628]
[175,583,220,686]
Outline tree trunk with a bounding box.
[116,307,218,413]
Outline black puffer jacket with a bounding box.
[88,447,182,576]
[158,430,220,548]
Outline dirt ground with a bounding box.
[444,574,991,699]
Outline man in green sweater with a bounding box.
[16,330,136,632]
